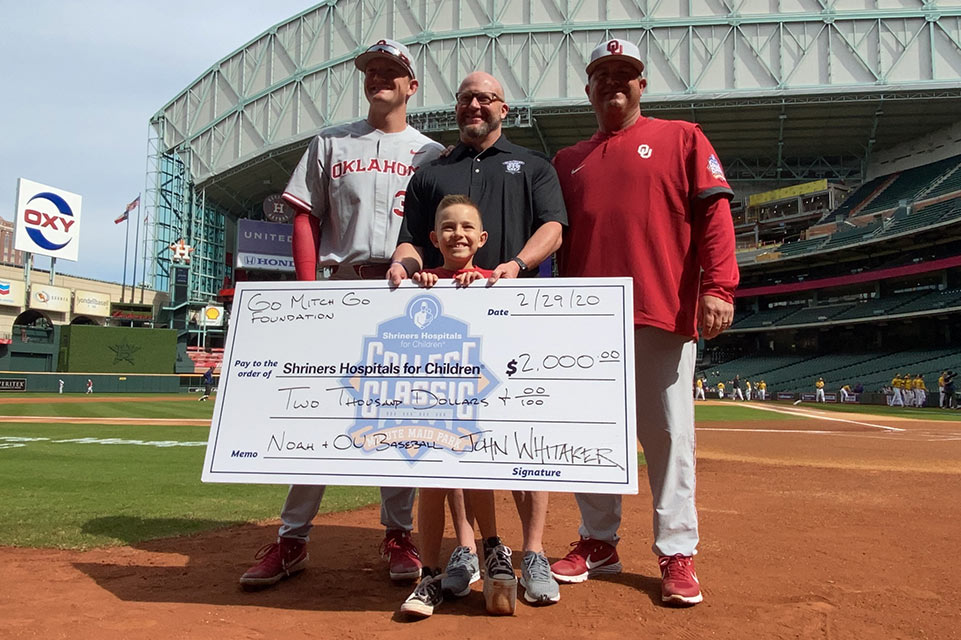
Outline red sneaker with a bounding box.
[381,529,422,582]
[239,538,308,589]
[659,554,703,605]
[550,538,621,584]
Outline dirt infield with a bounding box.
[1,403,959,639]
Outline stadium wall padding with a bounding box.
[58,326,176,373]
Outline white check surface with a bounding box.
[202,278,637,494]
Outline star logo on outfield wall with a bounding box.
[108,342,141,365]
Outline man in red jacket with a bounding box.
[549,38,739,606]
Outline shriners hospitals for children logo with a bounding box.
[340,294,498,463]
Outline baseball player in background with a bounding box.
[549,38,738,607]
[238,38,444,590]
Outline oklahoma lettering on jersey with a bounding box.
[330,158,416,179]
[283,120,444,266]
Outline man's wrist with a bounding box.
[512,256,529,271]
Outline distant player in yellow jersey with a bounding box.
[914,374,927,408]
[890,374,905,407]
[815,377,825,403]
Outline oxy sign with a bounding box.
[14,178,82,261]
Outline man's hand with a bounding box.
[698,294,734,340]
[387,262,409,288]
[412,271,439,288]
[488,260,521,284]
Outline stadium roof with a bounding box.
[152,1,961,216]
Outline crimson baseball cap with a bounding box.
[586,38,645,76]
[354,39,416,78]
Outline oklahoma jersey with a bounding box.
[283,120,443,266]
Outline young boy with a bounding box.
[410,194,492,287]
[400,195,524,618]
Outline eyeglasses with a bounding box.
[455,91,504,106]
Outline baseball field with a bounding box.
[1,394,959,639]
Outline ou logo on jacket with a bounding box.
[637,144,653,159]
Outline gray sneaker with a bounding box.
[441,546,480,597]
[520,550,560,605]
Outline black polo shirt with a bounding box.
[397,134,568,272]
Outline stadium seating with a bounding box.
[818,220,882,251]
[916,159,961,200]
[890,288,961,315]
[777,303,856,326]
[732,306,802,329]
[711,348,961,394]
[857,156,961,216]
[831,176,887,218]
[776,236,828,258]
[830,291,927,321]
[881,196,961,237]
[187,346,224,373]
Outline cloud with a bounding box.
[0,0,314,282]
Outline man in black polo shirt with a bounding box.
[389,71,567,281]
[388,71,567,615]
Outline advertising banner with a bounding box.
[200,305,225,327]
[236,219,294,273]
[74,290,111,317]
[14,178,82,261]
[0,279,26,307]
[29,284,71,313]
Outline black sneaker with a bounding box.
[400,570,445,618]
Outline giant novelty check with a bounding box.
[202,278,637,494]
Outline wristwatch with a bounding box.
[512,256,529,271]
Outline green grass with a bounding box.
[0,398,216,419]
[0,409,379,549]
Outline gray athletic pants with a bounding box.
[573,326,698,557]
[279,485,415,539]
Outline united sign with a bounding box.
[14,178,82,261]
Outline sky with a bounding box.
[0,1,316,285]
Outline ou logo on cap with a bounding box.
[607,40,623,55]
[637,144,653,159]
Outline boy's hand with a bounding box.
[412,271,439,288]
[453,271,486,287]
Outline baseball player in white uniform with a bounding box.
[239,38,444,590]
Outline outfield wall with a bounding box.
[59,326,176,374]
[0,372,183,393]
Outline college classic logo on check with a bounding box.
[202,279,638,494]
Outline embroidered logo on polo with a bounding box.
[503,160,525,174]
[707,154,727,181]
[340,294,498,462]
[637,144,653,159]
